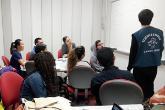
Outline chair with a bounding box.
[25,61,36,74]
[26,52,31,61]
[1,56,10,66]
[99,79,144,105]
[58,49,62,59]
[0,71,23,110]
[67,66,96,100]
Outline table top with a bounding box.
[71,104,144,110]
[56,58,67,72]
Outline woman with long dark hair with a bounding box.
[21,51,60,100]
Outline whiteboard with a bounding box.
[109,0,165,60]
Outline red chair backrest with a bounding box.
[2,56,10,66]
[0,72,23,109]
[26,52,31,61]
[58,49,62,59]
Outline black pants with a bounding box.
[133,66,157,101]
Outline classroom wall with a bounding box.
[0,0,4,65]
[0,0,108,65]
[107,0,165,60]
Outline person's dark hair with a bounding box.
[97,47,114,68]
[62,36,68,43]
[34,51,59,96]
[75,46,85,60]
[138,9,154,25]
[10,39,22,54]
[95,40,101,48]
[10,42,16,54]
[67,46,85,73]
[35,43,47,54]
[34,37,42,45]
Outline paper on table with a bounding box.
[23,96,71,110]
[34,96,71,109]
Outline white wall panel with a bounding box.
[10,0,22,41]
[1,0,105,60]
[71,0,82,45]
[21,0,32,56]
[52,0,62,58]
[102,0,111,47]
[1,0,12,59]
[0,0,4,65]
[81,0,93,61]
[31,0,42,41]
[109,0,165,59]
[41,0,52,51]
[92,0,102,44]
[61,0,72,37]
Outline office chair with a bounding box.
[99,79,144,105]
[67,66,96,100]
[0,71,23,110]
[26,52,31,61]
[58,49,62,59]
[1,56,10,66]
[25,61,36,74]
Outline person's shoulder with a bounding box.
[119,69,132,75]
[72,43,76,47]
[62,43,67,48]
[12,51,19,54]
[151,27,163,33]
[12,51,21,57]
[132,28,145,36]
[27,71,42,81]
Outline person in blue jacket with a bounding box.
[21,51,60,100]
[127,9,164,101]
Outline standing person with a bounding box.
[30,37,44,60]
[61,36,76,58]
[90,40,104,72]
[21,51,60,100]
[10,39,26,78]
[127,9,164,101]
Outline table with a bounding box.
[56,58,67,72]
[71,104,144,110]
[55,58,67,78]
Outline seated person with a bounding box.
[10,42,17,55]
[30,37,44,60]
[91,47,135,105]
[61,36,76,58]
[149,86,165,104]
[30,43,47,60]
[67,46,90,73]
[10,39,26,78]
[21,51,60,101]
[90,40,104,72]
